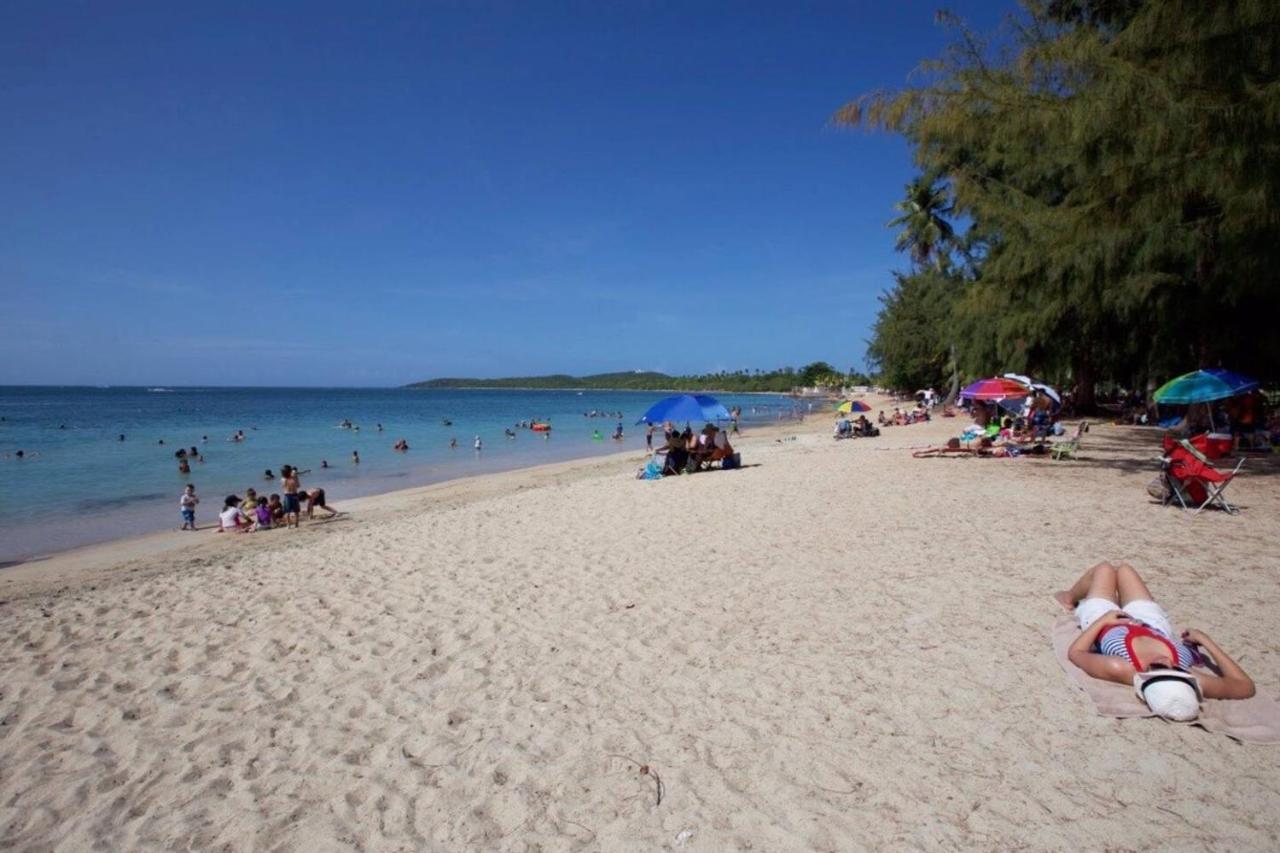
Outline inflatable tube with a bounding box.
[531,423,551,432]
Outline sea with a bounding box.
[0,386,804,564]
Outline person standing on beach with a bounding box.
[646,423,655,450]
[179,484,198,530]
[280,465,301,528]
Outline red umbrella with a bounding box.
[960,377,1031,401]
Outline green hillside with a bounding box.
[407,363,870,393]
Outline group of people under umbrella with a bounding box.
[1152,368,1271,454]
[635,394,741,478]
[833,400,880,438]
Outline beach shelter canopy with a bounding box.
[1153,369,1259,405]
[836,400,871,413]
[960,376,1031,401]
[636,394,730,425]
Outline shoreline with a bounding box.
[0,386,807,565]
[0,414,812,594]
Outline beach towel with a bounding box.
[1051,610,1280,743]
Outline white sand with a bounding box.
[3,401,1279,850]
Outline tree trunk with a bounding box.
[1074,349,1096,413]
[943,343,960,405]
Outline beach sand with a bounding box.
[3,400,1279,850]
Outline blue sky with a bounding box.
[1,1,1007,386]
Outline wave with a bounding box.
[147,388,175,393]
[77,492,170,512]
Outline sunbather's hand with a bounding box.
[1181,628,1210,646]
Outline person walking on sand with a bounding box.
[280,465,302,528]
[1058,561,1255,721]
[179,484,199,530]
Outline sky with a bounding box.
[0,1,1009,386]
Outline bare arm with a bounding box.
[1068,611,1139,686]
[1068,649,1137,685]
[1185,630,1255,699]
[1068,609,1126,659]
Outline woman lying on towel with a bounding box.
[1056,562,1255,721]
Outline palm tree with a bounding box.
[888,172,955,269]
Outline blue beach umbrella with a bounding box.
[1153,369,1259,405]
[636,394,731,425]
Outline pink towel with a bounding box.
[1051,611,1280,744]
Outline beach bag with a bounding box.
[637,460,663,480]
[1146,476,1169,502]
[722,453,741,470]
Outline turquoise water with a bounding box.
[0,386,801,562]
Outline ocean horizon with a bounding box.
[0,386,806,563]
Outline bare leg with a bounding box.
[1055,562,1118,611]
[1115,562,1156,606]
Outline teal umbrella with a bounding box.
[1153,369,1258,405]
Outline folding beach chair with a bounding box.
[1051,420,1088,460]
[1163,439,1245,514]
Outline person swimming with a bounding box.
[264,469,275,480]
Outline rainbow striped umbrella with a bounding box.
[836,400,871,413]
[960,376,1031,401]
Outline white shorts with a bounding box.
[1075,597,1174,638]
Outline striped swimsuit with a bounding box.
[1097,622,1196,670]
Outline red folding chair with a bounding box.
[1164,439,1244,514]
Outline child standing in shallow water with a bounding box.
[180,484,199,530]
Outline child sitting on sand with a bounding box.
[219,495,252,533]
[254,497,273,531]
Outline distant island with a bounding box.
[407,363,871,394]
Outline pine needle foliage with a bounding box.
[837,0,1280,401]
